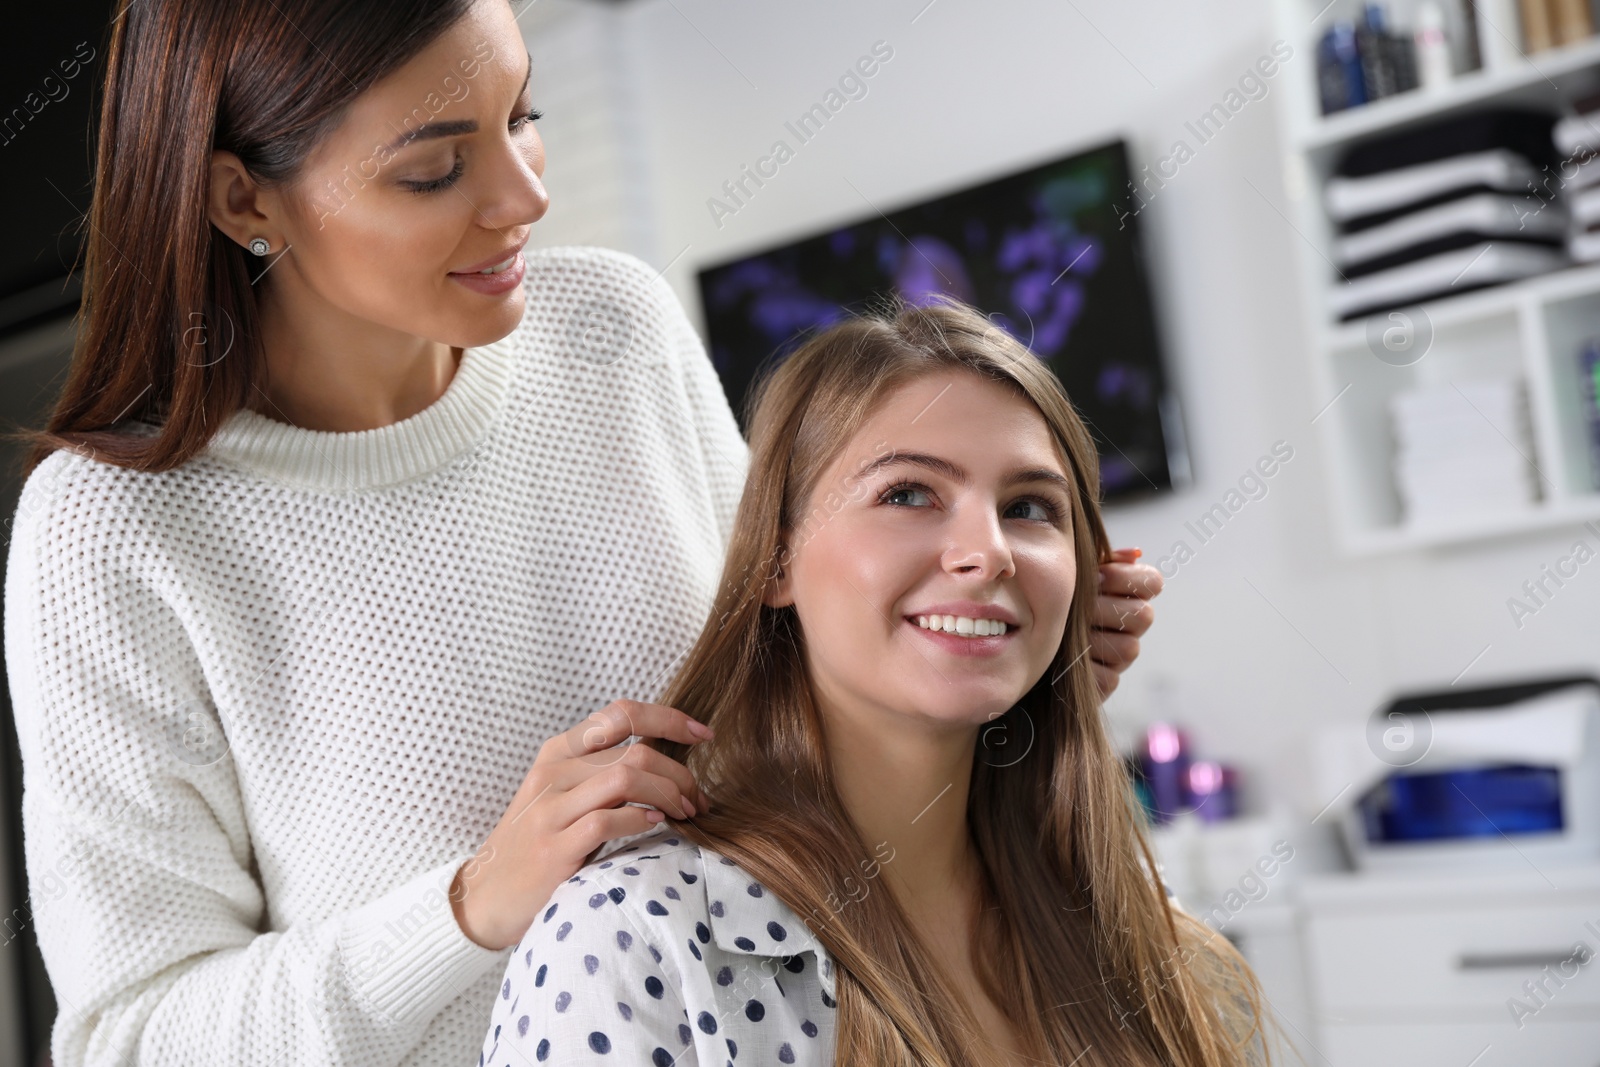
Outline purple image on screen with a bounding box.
[694,139,1179,502]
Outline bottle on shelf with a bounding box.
[1315,3,1424,114]
[1520,0,1556,51]
[1318,20,1368,114]
[1359,3,1420,99]
[1415,1,1455,89]
[1476,0,1527,68]
[1549,0,1596,46]
[1518,0,1597,50]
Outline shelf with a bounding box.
[1273,0,1600,555]
[1297,35,1600,152]
[1319,261,1600,351]
[1341,497,1600,555]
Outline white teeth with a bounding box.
[479,255,516,274]
[913,614,1007,638]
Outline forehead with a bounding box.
[330,2,527,135]
[859,368,1061,451]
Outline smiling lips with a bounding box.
[447,246,526,296]
[452,244,525,274]
[914,614,1009,638]
[470,254,517,274]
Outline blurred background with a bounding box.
[4,0,1600,1064]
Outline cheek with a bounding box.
[793,518,916,632]
[1018,542,1078,627]
[291,184,466,305]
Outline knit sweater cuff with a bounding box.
[337,854,511,1025]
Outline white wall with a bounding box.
[523,0,1600,823]
[517,0,656,253]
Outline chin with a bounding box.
[905,690,1026,730]
[444,294,526,348]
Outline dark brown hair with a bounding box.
[10,0,480,479]
[653,292,1270,1065]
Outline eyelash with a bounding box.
[402,107,543,195]
[876,480,1066,524]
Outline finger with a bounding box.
[1088,626,1140,672]
[1091,592,1153,636]
[571,742,711,814]
[561,805,669,863]
[559,763,699,826]
[553,700,714,762]
[1098,559,1164,600]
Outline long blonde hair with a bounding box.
[652,292,1267,1065]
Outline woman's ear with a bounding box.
[761,544,795,609]
[206,149,277,252]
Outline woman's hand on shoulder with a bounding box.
[451,699,716,951]
[1090,547,1163,699]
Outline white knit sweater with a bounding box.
[3,246,752,1067]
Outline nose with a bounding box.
[476,134,549,235]
[942,501,1016,581]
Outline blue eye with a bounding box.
[878,481,1064,524]
[880,483,932,508]
[1007,497,1062,523]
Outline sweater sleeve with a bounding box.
[3,454,509,1067]
[654,274,751,553]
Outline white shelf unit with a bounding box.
[1272,0,1600,554]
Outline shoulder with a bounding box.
[491,826,838,1064]
[518,245,697,368]
[522,244,676,306]
[7,446,174,579]
[513,826,709,974]
[511,825,835,996]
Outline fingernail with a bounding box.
[681,795,697,817]
[689,720,713,739]
[1130,547,1143,558]
[645,809,666,823]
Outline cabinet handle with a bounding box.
[1457,947,1590,971]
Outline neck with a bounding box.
[250,277,461,432]
[822,691,982,916]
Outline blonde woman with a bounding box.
[480,294,1264,1067]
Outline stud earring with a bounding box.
[248,237,271,256]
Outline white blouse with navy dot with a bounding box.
[480,825,838,1065]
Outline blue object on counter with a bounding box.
[1139,722,1191,824]
[1359,763,1564,843]
[1188,760,1238,823]
[1581,340,1600,491]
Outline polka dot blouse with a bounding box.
[479,825,838,1066]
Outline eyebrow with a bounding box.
[380,51,534,155]
[854,450,1075,495]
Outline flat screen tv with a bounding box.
[695,139,1188,503]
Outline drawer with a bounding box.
[1305,902,1600,1012]
[1322,1017,1600,1067]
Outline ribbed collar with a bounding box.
[203,335,517,492]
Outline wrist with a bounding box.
[450,860,500,950]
